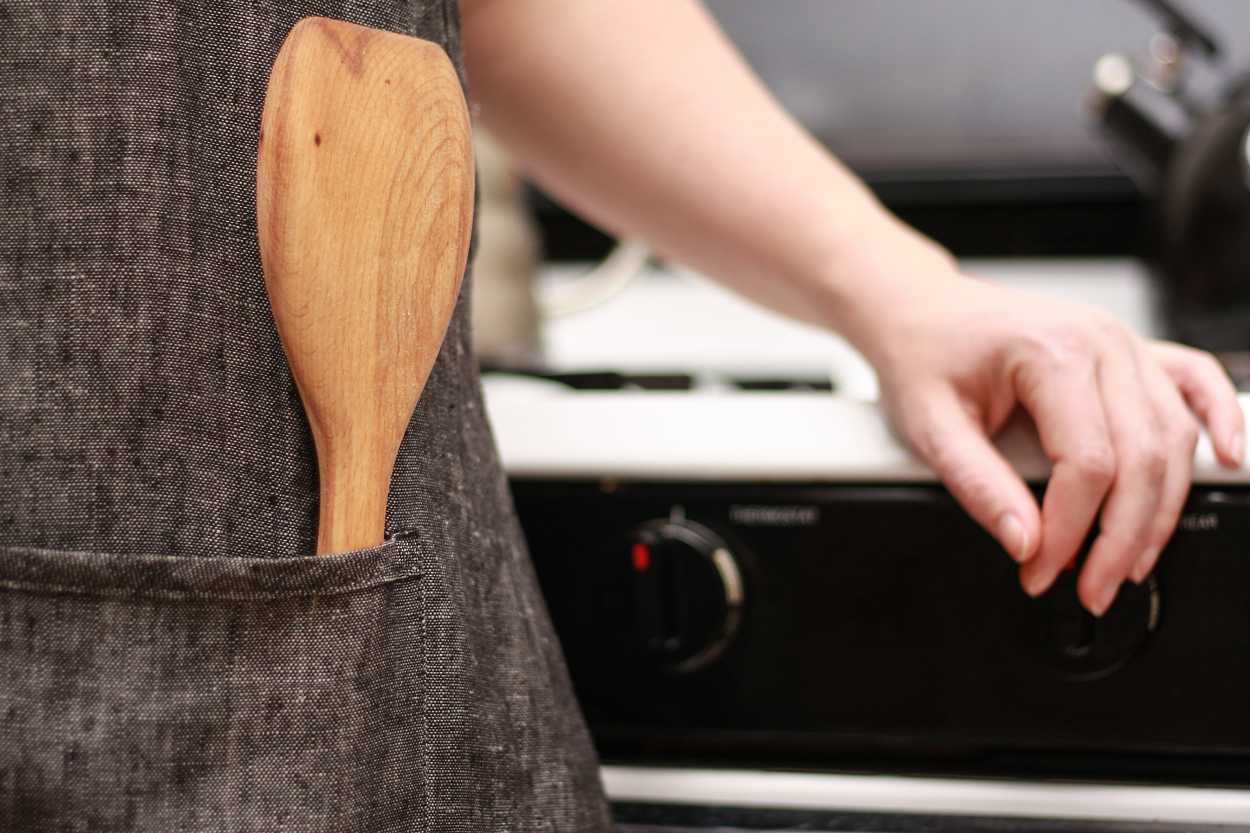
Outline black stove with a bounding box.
[486,369,1250,829]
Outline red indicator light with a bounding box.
[632,542,651,572]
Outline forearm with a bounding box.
[460,0,941,349]
[461,0,1246,616]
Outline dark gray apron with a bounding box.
[0,2,611,830]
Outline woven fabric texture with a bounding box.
[0,1,611,830]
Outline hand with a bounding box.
[851,236,1244,616]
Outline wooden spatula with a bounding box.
[256,17,474,555]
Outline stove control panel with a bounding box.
[514,480,1250,781]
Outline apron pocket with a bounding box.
[0,539,427,833]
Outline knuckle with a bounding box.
[1044,311,1123,350]
[1010,358,1046,402]
[1093,315,1130,345]
[1012,331,1095,393]
[1128,438,1168,483]
[1071,445,1116,482]
[1033,326,1089,366]
[1177,419,1200,452]
[1198,351,1227,380]
[1013,321,1089,367]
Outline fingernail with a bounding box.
[1090,581,1119,617]
[1021,567,1052,598]
[1130,547,1159,584]
[1232,430,1245,465]
[998,513,1030,563]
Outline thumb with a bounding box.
[899,390,1041,564]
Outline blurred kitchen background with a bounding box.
[474,0,1250,393]
[536,0,1250,259]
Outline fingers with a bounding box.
[883,314,1235,619]
[1017,335,1205,616]
[901,389,1040,564]
[1012,356,1116,601]
[1127,362,1197,584]
[1151,342,1244,468]
[1074,345,1168,616]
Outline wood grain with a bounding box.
[256,17,474,555]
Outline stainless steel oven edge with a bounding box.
[602,765,1250,826]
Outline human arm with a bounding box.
[460,0,1244,614]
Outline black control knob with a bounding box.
[628,519,744,674]
[1020,569,1160,680]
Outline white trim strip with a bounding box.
[602,765,1250,825]
[485,388,1250,485]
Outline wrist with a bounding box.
[812,215,961,366]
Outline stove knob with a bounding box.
[628,519,745,674]
[1021,568,1160,680]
